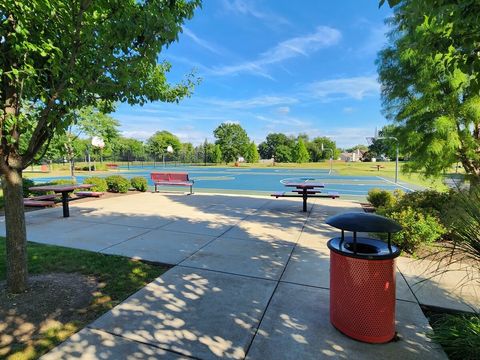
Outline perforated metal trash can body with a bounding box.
[329,238,397,343]
[326,213,401,344]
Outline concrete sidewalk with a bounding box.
[1,192,475,359]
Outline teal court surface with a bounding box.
[33,166,416,199]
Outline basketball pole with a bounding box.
[395,142,399,184]
[366,135,399,184]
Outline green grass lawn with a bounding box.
[0,237,168,359]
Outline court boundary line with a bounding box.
[376,176,413,191]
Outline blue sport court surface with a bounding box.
[32,166,415,199]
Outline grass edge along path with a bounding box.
[0,237,168,360]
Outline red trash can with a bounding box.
[326,212,401,344]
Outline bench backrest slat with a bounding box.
[151,172,189,182]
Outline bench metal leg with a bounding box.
[302,190,308,212]
[61,192,70,218]
[190,185,193,194]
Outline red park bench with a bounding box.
[150,172,194,194]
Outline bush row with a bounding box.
[367,188,455,253]
[82,176,148,193]
[22,176,149,197]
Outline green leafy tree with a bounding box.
[211,144,222,164]
[292,138,310,163]
[180,142,196,163]
[258,133,295,160]
[379,0,480,93]
[0,0,200,293]
[202,142,223,164]
[213,123,250,163]
[275,144,292,163]
[245,142,260,163]
[308,137,339,162]
[54,107,119,177]
[377,0,480,185]
[146,131,182,161]
[113,137,145,162]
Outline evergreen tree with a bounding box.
[292,138,310,163]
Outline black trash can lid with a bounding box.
[326,212,402,233]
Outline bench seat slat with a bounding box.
[153,181,193,186]
[25,194,59,201]
[75,191,104,197]
[24,200,55,207]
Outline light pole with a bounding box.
[321,143,334,174]
[375,136,399,183]
[163,145,173,167]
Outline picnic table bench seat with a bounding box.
[24,199,56,207]
[75,191,104,198]
[23,194,59,207]
[26,194,59,201]
[150,172,194,194]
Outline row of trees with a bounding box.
[43,115,345,166]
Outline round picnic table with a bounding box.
[29,184,93,218]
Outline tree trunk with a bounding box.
[2,167,28,293]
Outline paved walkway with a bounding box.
[1,192,477,359]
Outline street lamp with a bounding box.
[321,143,334,174]
[373,136,399,183]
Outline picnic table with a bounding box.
[371,164,385,171]
[29,184,93,217]
[284,182,325,212]
[272,181,339,212]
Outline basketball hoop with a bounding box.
[365,136,376,146]
[91,136,105,149]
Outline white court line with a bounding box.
[376,176,413,191]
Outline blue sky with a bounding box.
[114,0,393,148]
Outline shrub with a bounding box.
[105,175,130,193]
[51,179,76,185]
[430,314,480,360]
[130,177,148,192]
[377,206,446,253]
[22,178,35,197]
[396,190,453,218]
[367,188,396,209]
[83,177,108,192]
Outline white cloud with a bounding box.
[209,26,341,78]
[182,27,225,56]
[277,106,290,114]
[120,130,153,141]
[309,76,380,100]
[204,95,298,109]
[221,0,289,26]
[256,115,309,127]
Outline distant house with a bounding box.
[340,149,365,162]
